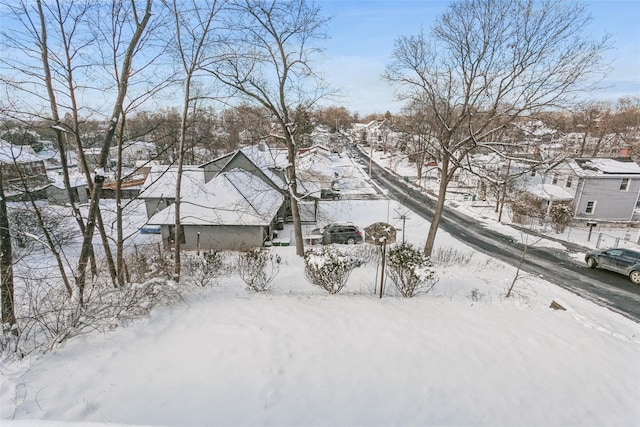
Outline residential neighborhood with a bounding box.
[1,0,639,425]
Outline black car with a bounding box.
[313,223,363,245]
[585,247,640,284]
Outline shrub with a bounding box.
[237,249,281,293]
[127,244,173,283]
[510,193,544,225]
[183,251,225,287]
[386,243,438,297]
[6,268,183,356]
[548,203,573,233]
[304,246,364,294]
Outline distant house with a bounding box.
[0,141,49,199]
[46,173,88,205]
[297,149,335,196]
[299,144,331,158]
[110,141,157,167]
[148,168,285,251]
[540,156,640,221]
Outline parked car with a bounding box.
[585,247,640,284]
[312,223,363,245]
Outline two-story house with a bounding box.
[543,155,640,221]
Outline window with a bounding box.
[565,176,573,188]
[551,174,558,185]
[585,201,596,215]
[530,170,536,177]
[620,178,630,191]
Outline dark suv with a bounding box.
[318,223,363,245]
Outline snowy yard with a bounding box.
[1,198,639,426]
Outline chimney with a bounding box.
[619,145,632,158]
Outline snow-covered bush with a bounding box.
[432,246,473,267]
[183,251,225,287]
[387,243,438,297]
[548,203,573,233]
[237,249,281,293]
[303,246,364,294]
[126,244,173,283]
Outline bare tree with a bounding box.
[75,0,154,303]
[167,0,225,282]
[205,0,330,256]
[396,100,438,187]
[385,0,610,256]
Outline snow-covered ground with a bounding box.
[1,151,639,426]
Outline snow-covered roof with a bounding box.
[569,158,640,176]
[0,142,42,164]
[121,140,156,150]
[527,183,574,201]
[240,144,289,170]
[148,168,284,226]
[47,171,87,189]
[140,166,206,199]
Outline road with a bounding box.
[355,148,640,323]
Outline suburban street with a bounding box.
[355,148,640,323]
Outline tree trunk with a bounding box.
[0,167,17,332]
[115,118,126,288]
[424,156,452,257]
[284,129,305,257]
[423,174,448,257]
[173,76,192,283]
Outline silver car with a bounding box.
[585,247,640,284]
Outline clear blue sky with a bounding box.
[316,0,640,115]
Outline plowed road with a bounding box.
[356,149,640,323]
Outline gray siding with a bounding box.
[160,224,267,251]
[574,177,640,220]
[145,197,174,219]
[46,185,88,205]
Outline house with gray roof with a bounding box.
[147,168,285,251]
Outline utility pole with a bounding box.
[393,208,410,245]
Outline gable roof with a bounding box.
[148,168,284,226]
[568,158,640,176]
[139,166,206,199]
